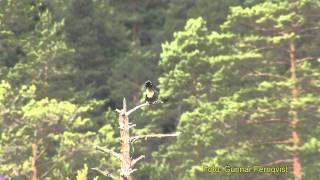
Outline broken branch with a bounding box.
[128,168,138,175]
[130,132,180,143]
[96,146,120,159]
[127,102,149,116]
[129,124,136,129]
[132,155,145,167]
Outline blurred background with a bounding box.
[0,0,319,179]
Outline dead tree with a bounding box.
[93,98,180,180]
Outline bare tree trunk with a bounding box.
[288,41,302,180]
[31,143,37,180]
[119,98,132,180]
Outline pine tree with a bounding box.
[0,81,99,178]
[150,0,320,179]
[0,0,75,99]
[64,0,128,103]
[0,1,119,179]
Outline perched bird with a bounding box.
[144,80,159,104]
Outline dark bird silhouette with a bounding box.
[144,80,159,104]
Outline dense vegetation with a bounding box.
[0,0,319,179]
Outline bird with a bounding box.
[144,80,159,104]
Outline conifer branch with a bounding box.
[127,102,149,116]
[130,132,180,143]
[128,168,138,175]
[129,124,136,129]
[132,155,145,166]
[242,22,285,35]
[96,146,120,159]
[249,71,288,80]
[297,56,318,63]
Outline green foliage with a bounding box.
[76,164,98,180]
[64,0,128,103]
[76,164,88,180]
[0,80,118,179]
[148,1,320,179]
[1,0,320,179]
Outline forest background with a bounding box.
[1,0,320,179]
